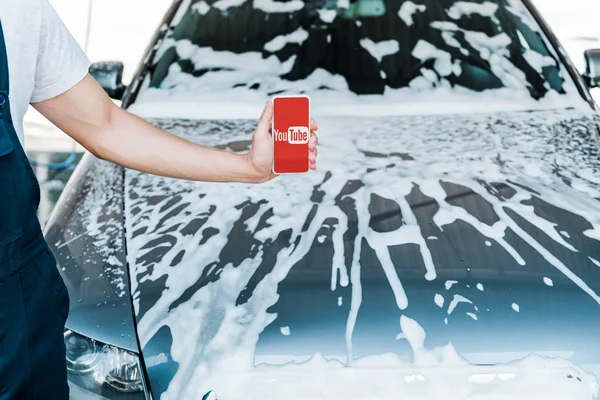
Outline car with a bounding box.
[44,0,600,399]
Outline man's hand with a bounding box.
[245,100,319,183]
[33,75,319,184]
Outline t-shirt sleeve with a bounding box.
[30,0,92,103]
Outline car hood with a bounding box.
[124,108,600,399]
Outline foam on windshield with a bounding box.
[132,0,586,118]
[398,1,426,26]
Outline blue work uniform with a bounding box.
[0,21,70,399]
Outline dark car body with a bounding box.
[45,0,600,399]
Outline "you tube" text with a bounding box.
[273,126,310,144]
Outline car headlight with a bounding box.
[101,345,144,392]
[64,330,149,399]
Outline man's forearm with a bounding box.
[92,105,265,183]
[33,75,271,184]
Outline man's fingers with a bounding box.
[256,100,274,138]
[310,118,318,132]
[308,130,318,167]
[309,131,317,169]
[309,132,318,152]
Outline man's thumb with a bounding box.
[256,100,273,137]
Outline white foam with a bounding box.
[368,238,408,310]
[466,312,478,320]
[585,226,600,241]
[345,191,369,364]
[434,294,444,308]
[196,351,599,399]
[447,1,499,22]
[191,1,210,14]
[331,211,350,291]
[359,38,400,63]
[448,294,473,315]
[445,280,458,290]
[317,8,337,23]
[280,326,290,336]
[476,283,484,291]
[398,1,426,26]
[512,303,520,312]
[264,28,309,52]
[412,40,455,76]
[253,0,304,13]
[543,277,554,287]
[523,49,559,73]
[465,184,600,304]
[212,0,245,11]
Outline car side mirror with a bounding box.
[89,61,127,100]
[583,49,600,88]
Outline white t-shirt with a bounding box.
[1,0,91,147]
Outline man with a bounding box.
[0,0,319,398]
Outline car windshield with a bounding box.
[133,0,584,116]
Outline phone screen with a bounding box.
[272,96,310,174]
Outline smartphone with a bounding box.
[272,95,311,174]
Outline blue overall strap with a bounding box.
[0,19,45,275]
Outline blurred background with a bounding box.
[26,0,171,224]
[26,0,600,225]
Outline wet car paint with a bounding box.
[44,104,600,399]
[45,155,138,352]
[121,112,600,399]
